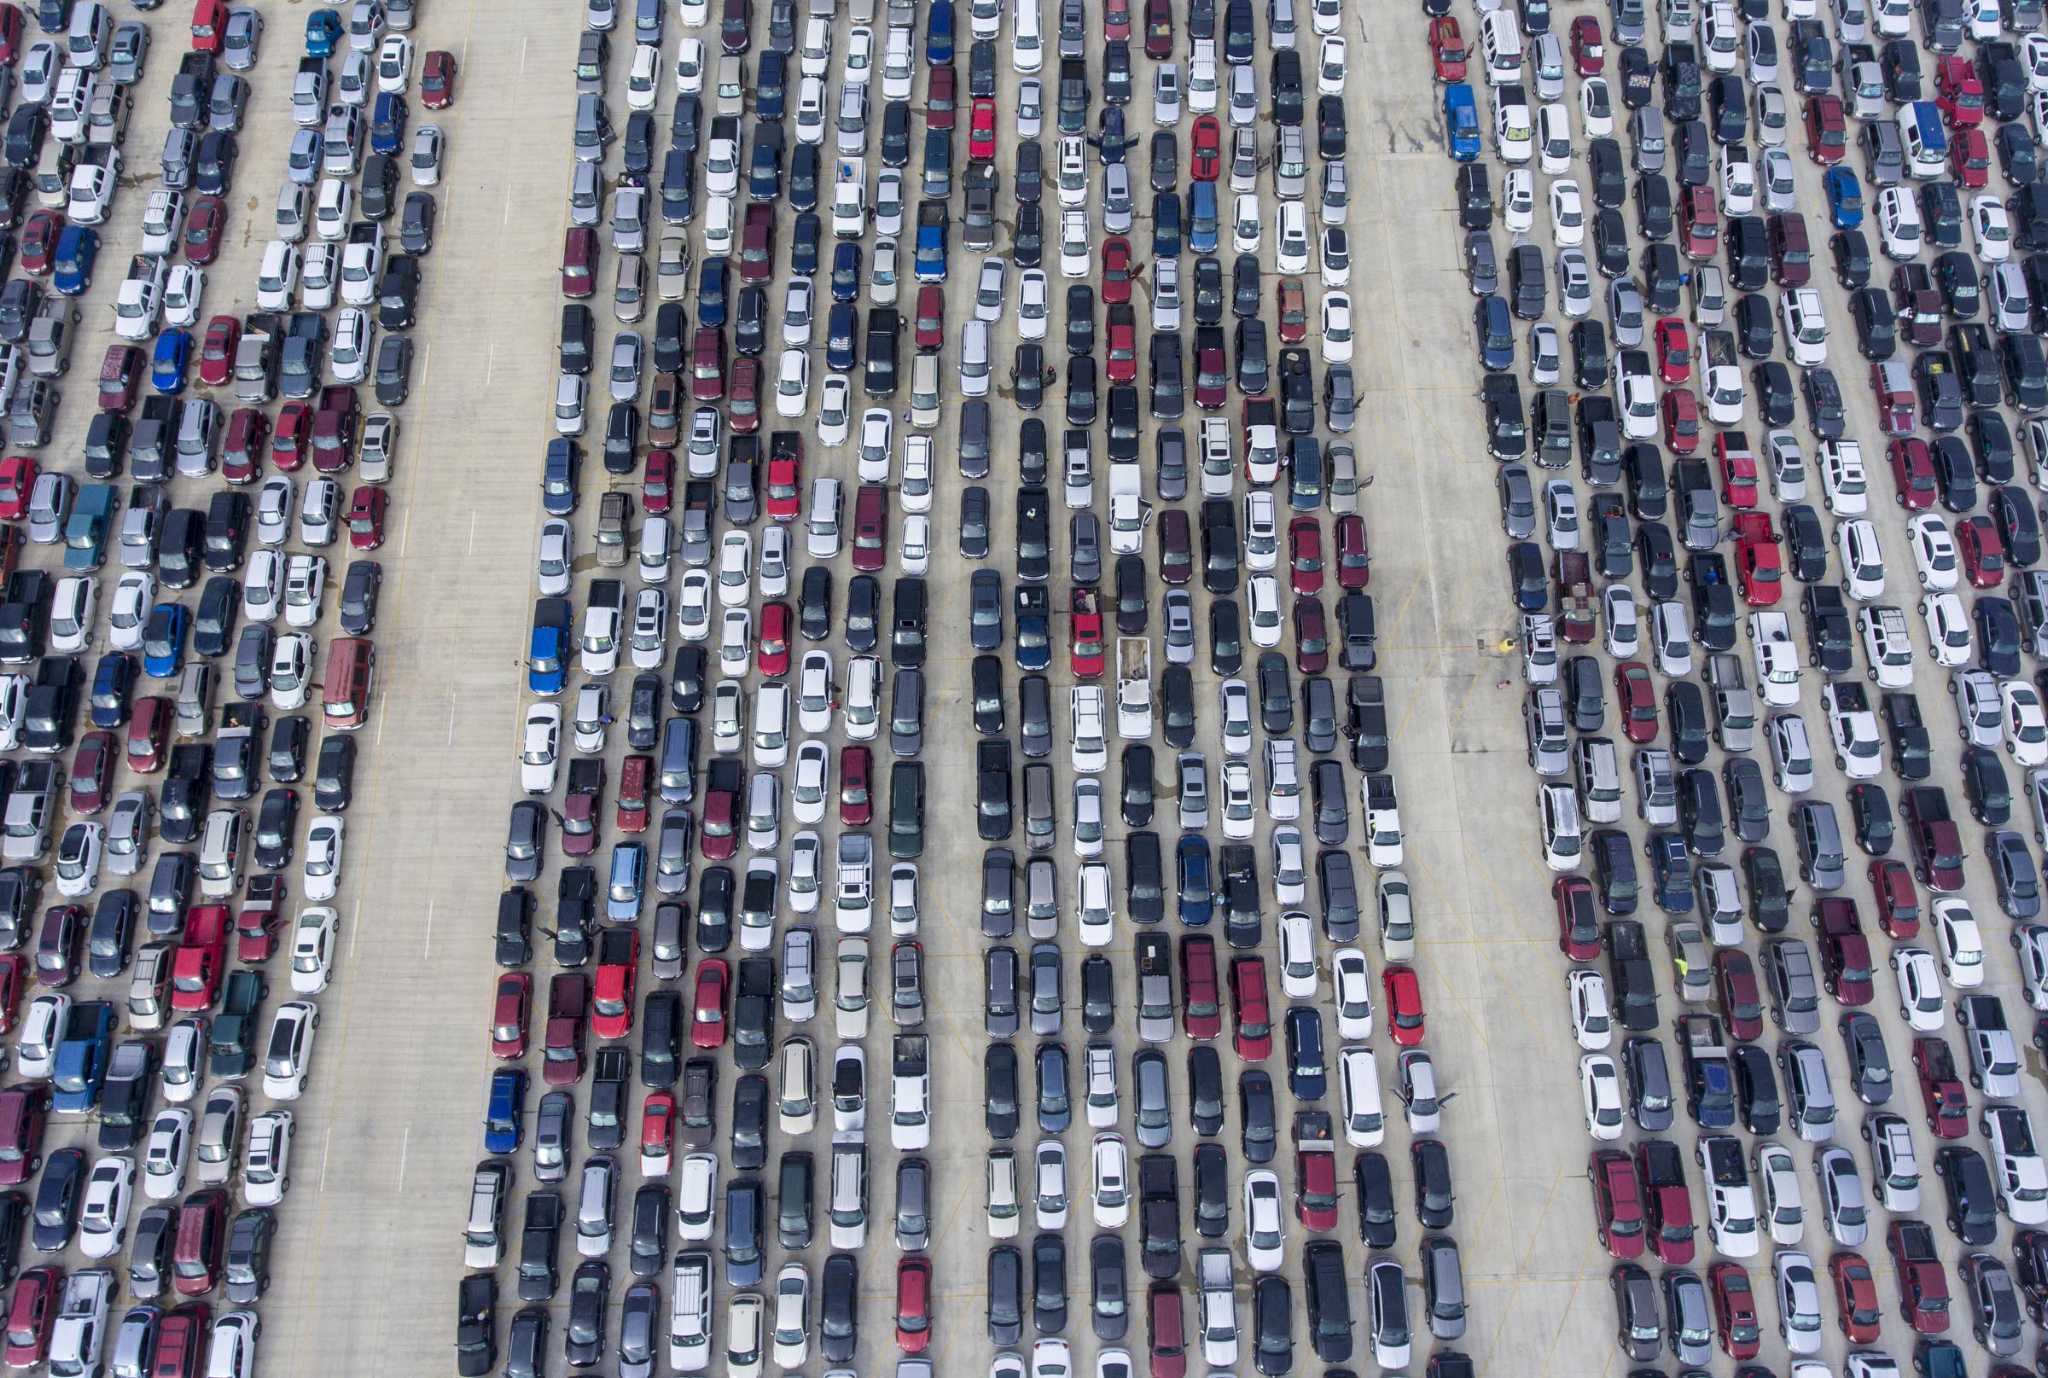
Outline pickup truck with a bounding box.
[1694,1133,1757,1257]
[97,1038,156,1151]
[1108,462,1146,554]
[1117,636,1152,740]
[733,956,775,1071]
[913,200,949,282]
[528,597,572,697]
[1729,513,1781,607]
[208,969,268,1079]
[51,1000,115,1114]
[516,1190,563,1302]
[211,701,266,802]
[235,873,285,962]
[1703,654,1756,752]
[1958,993,2021,1099]
[455,1272,497,1377]
[1678,1012,1734,1129]
[834,831,873,934]
[1902,786,1965,892]
[233,311,282,405]
[1554,551,1594,642]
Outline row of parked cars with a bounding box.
[1443,0,2048,1370]
[0,2,446,1374]
[468,0,1494,1376]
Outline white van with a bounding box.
[702,194,734,257]
[1478,10,1524,86]
[1339,1046,1385,1146]
[1012,0,1043,71]
[805,477,842,557]
[670,1255,713,1372]
[843,656,882,741]
[1875,186,1923,260]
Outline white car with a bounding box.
[1579,77,1614,136]
[716,532,753,608]
[774,348,809,417]
[676,570,713,640]
[260,1001,320,1100]
[1580,1053,1625,1140]
[1568,969,1612,1050]
[2006,681,2048,766]
[1243,1171,1285,1271]
[162,264,204,328]
[1775,1252,1824,1356]
[77,1156,136,1259]
[376,34,412,92]
[302,816,345,902]
[106,573,154,652]
[1756,1143,1805,1246]
[142,1109,192,1201]
[519,706,561,794]
[1919,593,1973,668]
[2016,925,2048,1011]
[1547,179,1585,246]
[791,741,829,824]
[243,1110,294,1206]
[1332,949,1374,1040]
[1907,513,1959,590]
[1501,168,1534,234]
[1319,293,1352,363]
[1935,901,1986,988]
[816,374,851,446]
[290,907,341,994]
[1973,196,2013,263]
[1835,519,1886,600]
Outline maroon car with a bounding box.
[851,483,888,573]
[183,196,227,265]
[67,732,114,815]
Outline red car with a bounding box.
[346,486,387,549]
[968,98,996,161]
[562,226,597,298]
[1147,1285,1186,1378]
[1936,55,1984,127]
[0,1084,47,1187]
[197,316,239,389]
[543,974,588,1086]
[219,407,268,485]
[690,327,725,401]
[1190,115,1221,180]
[1868,859,1920,938]
[738,203,776,283]
[490,973,531,1059]
[594,929,640,1040]
[895,1258,932,1353]
[235,876,285,963]
[1716,435,1759,508]
[1803,93,1847,164]
[1888,1219,1951,1333]
[1871,362,1917,434]
[617,756,651,834]
[270,401,312,471]
[1105,305,1137,383]
[1101,238,1134,304]
[1661,389,1700,453]
[1270,282,1304,347]
[1959,514,2006,588]
[851,483,888,572]
[1654,318,1691,383]
[1071,587,1106,678]
[1180,935,1221,1040]
[1911,1036,1970,1138]
[1381,965,1424,1046]
[756,601,791,678]
[98,344,143,411]
[1102,0,1130,38]
[1228,956,1271,1060]
[1612,661,1659,743]
[563,765,605,858]
[68,731,114,815]
[34,907,81,988]
[1193,331,1227,410]
[691,960,729,1048]
[1429,16,1468,81]
[1554,876,1599,960]
[0,457,34,520]
[701,773,739,861]
[1815,898,1874,1004]
[170,905,228,1012]
[17,211,61,276]
[1588,1149,1645,1260]
[640,1090,676,1170]
[421,49,458,108]
[727,356,761,432]
[1142,0,1172,57]
[1950,125,1990,188]
[1294,1146,1338,1229]
[1707,1262,1761,1360]
[311,386,359,473]
[1829,1251,1882,1343]
[0,5,20,65]
[913,285,945,352]
[177,194,225,265]
[1292,598,1328,673]
[765,435,800,521]
[1569,14,1604,73]
[1711,949,1763,1040]
[1332,515,1369,589]
[3,1267,59,1369]
[1889,437,1938,509]
[839,746,872,825]
[1732,512,1782,606]
[1287,518,1324,594]
[0,956,24,1035]
[643,448,675,515]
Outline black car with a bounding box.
[1936,1145,1998,1245]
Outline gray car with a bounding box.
[1498,465,1537,538]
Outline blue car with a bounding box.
[151,330,192,395]
[88,654,134,730]
[927,0,955,63]
[142,603,188,680]
[1824,166,1864,229]
[52,225,99,297]
[789,212,820,278]
[1152,190,1181,259]
[825,302,858,373]
[1176,835,1213,925]
[304,8,344,57]
[1284,1005,1327,1100]
[830,242,862,302]
[1188,180,1220,253]
[756,51,787,121]
[1444,82,1481,162]
[370,92,408,156]
[484,1069,527,1153]
[697,257,729,325]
